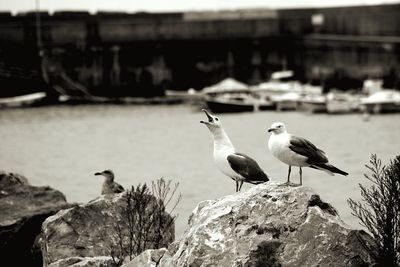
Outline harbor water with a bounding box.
[0,104,399,238]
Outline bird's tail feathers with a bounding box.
[249,172,269,184]
[311,163,348,176]
[248,180,266,185]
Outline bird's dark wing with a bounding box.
[227,153,269,183]
[289,135,328,164]
[113,182,125,193]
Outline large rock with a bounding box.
[48,256,115,267]
[121,248,170,267]
[129,182,376,267]
[42,190,175,267]
[0,171,72,267]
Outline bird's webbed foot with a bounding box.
[278,181,299,187]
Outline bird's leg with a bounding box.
[289,167,303,187]
[235,180,239,192]
[299,167,303,186]
[279,166,293,186]
[238,180,244,191]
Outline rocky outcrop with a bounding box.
[0,171,72,267]
[121,248,170,267]
[129,182,376,267]
[48,256,115,267]
[42,190,175,266]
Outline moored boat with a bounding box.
[270,92,300,111]
[298,94,327,113]
[201,77,274,113]
[205,97,255,113]
[204,94,274,113]
[360,90,400,113]
[326,92,356,114]
[0,92,47,107]
[165,88,203,102]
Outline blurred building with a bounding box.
[0,4,399,97]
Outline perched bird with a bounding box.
[200,109,269,192]
[94,169,124,195]
[267,122,348,186]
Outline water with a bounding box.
[0,104,399,238]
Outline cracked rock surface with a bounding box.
[0,171,72,267]
[129,182,376,267]
[41,191,174,267]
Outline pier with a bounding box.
[0,4,399,97]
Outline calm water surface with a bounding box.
[0,104,399,237]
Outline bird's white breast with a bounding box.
[213,146,240,179]
[268,133,308,167]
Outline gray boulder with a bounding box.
[42,190,175,266]
[129,182,376,267]
[121,248,170,267]
[48,256,114,267]
[0,170,72,267]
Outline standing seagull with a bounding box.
[200,109,269,192]
[94,169,125,195]
[267,122,348,186]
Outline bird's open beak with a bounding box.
[200,109,214,124]
[94,172,102,176]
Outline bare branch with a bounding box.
[108,178,182,266]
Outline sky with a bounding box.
[0,0,399,14]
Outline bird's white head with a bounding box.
[94,169,114,181]
[200,109,222,131]
[268,122,287,135]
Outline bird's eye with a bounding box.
[215,118,219,121]
[278,125,282,128]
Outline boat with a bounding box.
[0,92,47,108]
[165,88,203,103]
[201,77,250,95]
[298,94,327,113]
[360,90,400,113]
[251,80,303,98]
[362,79,384,95]
[204,93,274,113]
[270,92,300,111]
[251,71,322,96]
[201,77,270,112]
[204,96,255,113]
[251,71,324,112]
[326,92,355,114]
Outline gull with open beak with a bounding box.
[200,109,269,192]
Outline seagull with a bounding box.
[267,122,348,186]
[94,169,125,195]
[200,109,269,192]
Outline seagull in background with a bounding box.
[94,169,124,195]
[267,122,348,186]
[201,109,269,192]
